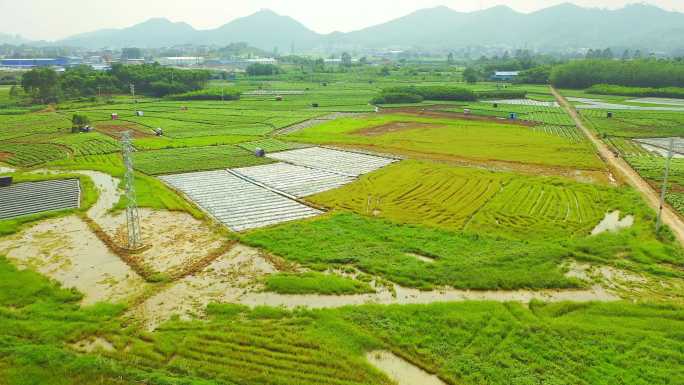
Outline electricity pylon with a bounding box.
[656,138,675,233]
[121,131,142,249]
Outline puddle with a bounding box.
[131,244,276,330]
[591,211,634,235]
[71,337,115,353]
[366,351,446,385]
[75,170,122,219]
[566,261,646,286]
[0,215,147,305]
[406,253,435,263]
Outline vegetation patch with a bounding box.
[132,144,272,175]
[264,272,375,295]
[244,212,580,290]
[587,84,684,99]
[286,114,603,170]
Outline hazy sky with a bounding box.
[1,0,683,41]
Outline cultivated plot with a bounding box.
[570,97,684,111]
[267,147,397,177]
[0,178,80,219]
[233,162,355,198]
[160,170,322,231]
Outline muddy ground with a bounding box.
[96,121,152,138]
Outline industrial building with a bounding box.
[0,56,85,69]
[157,56,205,66]
[491,71,520,81]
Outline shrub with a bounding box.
[476,90,527,99]
[371,92,424,105]
[383,86,476,101]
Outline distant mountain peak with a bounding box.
[53,3,684,53]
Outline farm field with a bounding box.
[569,90,684,216]
[285,114,603,170]
[1,71,684,385]
[310,160,637,238]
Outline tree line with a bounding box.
[20,63,211,103]
[549,59,684,89]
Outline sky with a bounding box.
[1,0,683,41]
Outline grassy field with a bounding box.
[311,160,625,237]
[1,255,682,385]
[285,114,603,170]
[132,144,272,175]
[264,272,375,295]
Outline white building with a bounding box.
[157,57,205,66]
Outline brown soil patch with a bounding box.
[356,121,441,136]
[0,152,12,161]
[381,106,538,127]
[97,122,152,138]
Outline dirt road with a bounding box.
[551,86,684,245]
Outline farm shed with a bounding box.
[491,71,520,81]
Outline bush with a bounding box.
[476,90,527,99]
[515,66,552,84]
[587,84,684,99]
[167,88,241,101]
[246,63,282,76]
[383,86,476,101]
[371,92,424,105]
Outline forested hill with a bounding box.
[55,3,684,53]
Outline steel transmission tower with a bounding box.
[121,131,143,249]
[656,138,675,233]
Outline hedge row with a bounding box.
[586,84,684,99]
[475,90,527,99]
[167,88,241,101]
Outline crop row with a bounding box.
[0,142,70,167]
[133,144,272,175]
[119,319,389,385]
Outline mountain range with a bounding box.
[11,3,684,53]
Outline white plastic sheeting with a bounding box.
[160,170,321,232]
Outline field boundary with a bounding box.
[551,86,684,245]
[226,168,328,211]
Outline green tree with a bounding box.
[246,63,281,76]
[70,114,90,133]
[463,67,479,83]
[21,67,60,103]
[341,52,352,67]
[447,52,455,64]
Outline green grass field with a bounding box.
[285,114,603,170]
[2,255,682,385]
[310,160,632,238]
[132,144,272,175]
[264,272,375,295]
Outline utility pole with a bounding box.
[129,83,135,98]
[121,131,143,250]
[656,138,675,233]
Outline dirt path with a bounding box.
[237,284,617,309]
[551,86,684,246]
